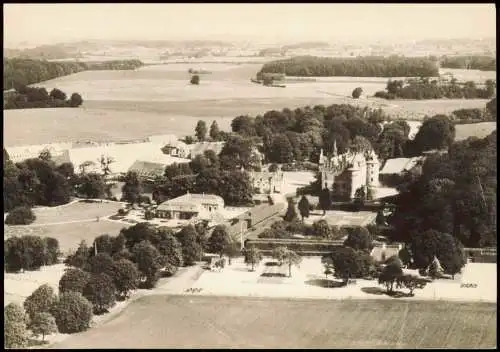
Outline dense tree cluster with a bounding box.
[63,222,206,295]
[440,55,496,71]
[4,153,76,212]
[227,104,395,166]
[258,219,351,241]
[374,77,496,100]
[259,56,439,77]
[4,58,144,90]
[154,149,253,206]
[4,85,83,110]
[4,235,61,272]
[389,131,496,249]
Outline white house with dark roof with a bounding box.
[155,193,225,221]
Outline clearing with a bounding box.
[51,294,496,349]
[455,122,496,141]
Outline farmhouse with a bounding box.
[156,193,225,220]
[319,142,380,200]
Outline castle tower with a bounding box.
[366,150,380,190]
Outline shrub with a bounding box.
[118,208,127,216]
[312,219,332,238]
[50,291,93,334]
[352,87,363,99]
[190,75,200,85]
[5,206,36,225]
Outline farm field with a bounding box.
[455,122,496,141]
[4,63,492,147]
[52,294,496,349]
[4,220,128,255]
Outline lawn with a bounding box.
[51,294,496,349]
[455,122,496,141]
[4,264,66,307]
[4,219,128,254]
[30,200,123,225]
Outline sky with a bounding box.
[4,3,497,47]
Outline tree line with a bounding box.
[374,77,496,100]
[151,145,254,207]
[4,85,83,110]
[258,56,439,77]
[3,150,119,224]
[440,55,496,71]
[4,58,144,90]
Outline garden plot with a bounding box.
[305,210,378,227]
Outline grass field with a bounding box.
[4,220,127,254]
[4,63,492,147]
[51,295,496,349]
[455,122,496,141]
[4,264,66,307]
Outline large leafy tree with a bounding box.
[244,246,263,271]
[298,195,310,222]
[77,173,106,199]
[4,303,29,349]
[344,227,373,252]
[121,171,142,205]
[319,188,332,215]
[283,249,302,277]
[195,120,207,141]
[412,115,456,154]
[23,284,57,322]
[176,225,203,266]
[110,259,140,299]
[82,273,117,314]
[284,198,298,222]
[59,268,91,295]
[30,312,58,342]
[207,225,232,258]
[132,240,164,287]
[50,291,93,334]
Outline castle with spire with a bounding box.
[319,140,380,200]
